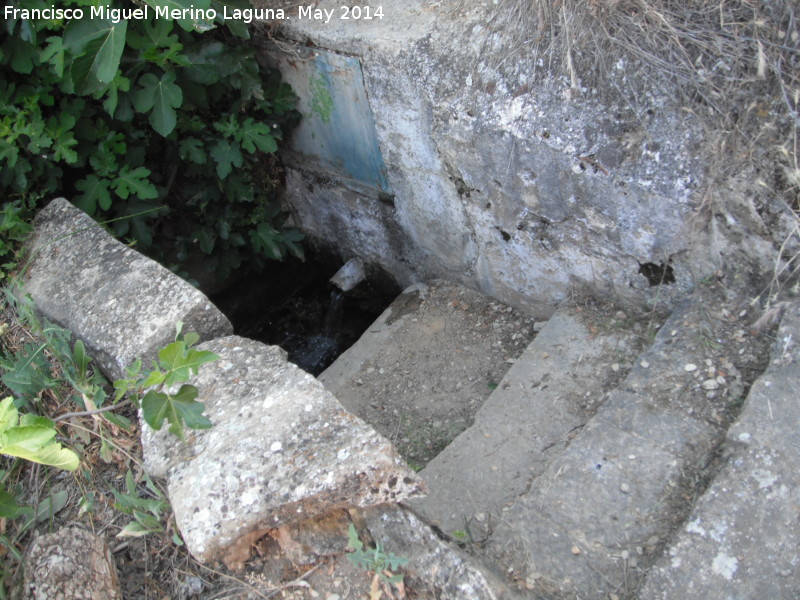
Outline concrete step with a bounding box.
[410,303,644,538]
[483,293,765,598]
[319,280,538,469]
[639,300,800,600]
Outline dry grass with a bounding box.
[482,0,799,301]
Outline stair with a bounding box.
[410,303,643,538]
[638,300,800,600]
[323,279,784,599]
[320,280,538,469]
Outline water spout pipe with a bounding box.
[330,258,365,292]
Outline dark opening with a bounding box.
[638,261,676,286]
[211,251,397,376]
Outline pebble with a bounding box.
[620,482,630,494]
[684,363,697,372]
[571,546,581,555]
[702,379,719,390]
[611,363,620,372]
[640,359,650,368]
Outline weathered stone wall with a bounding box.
[263,0,788,318]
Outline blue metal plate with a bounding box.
[273,46,391,194]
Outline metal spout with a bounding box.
[330,258,365,292]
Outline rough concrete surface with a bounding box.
[484,292,766,598]
[265,1,787,318]
[141,335,425,565]
[639,300,800,600]
[412,303,642,537]
[22,198,232,380]
[320,280,537,468]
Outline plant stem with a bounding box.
[54,399,132,423]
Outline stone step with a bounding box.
[483,294,761,598]
[410,303,643,538]
[639,300,800,600]
[319,280,539,469]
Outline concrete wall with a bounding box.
[262,1,785,317]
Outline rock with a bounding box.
[22,198,232,380]
[141,335,425,566]
[23,527,121,600]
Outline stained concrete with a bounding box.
[22,198,232,381]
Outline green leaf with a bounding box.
[40,36,65,78]
[179,137,205,164]
[63,18,128,84]
[144,0,213,31]
[126,17,177,51]
[210,139,242,179]
[7,37,37,74]
[139,366,165,390]
[75,175,113,214]
[113,165,158,200]
[157,341,218,386]
[33,490,69,522]
[0,399,79,471]
[181,40,223,84]
[0,487,30,519]
[1,344,53,400]
[21,440,80,471]
[192,227,215,254]
[101,72,131,117]
[249,222,283,260]
[72,340,91,380]
[141,385,212,439]
[132,71,183,136]
[239,118,277,154]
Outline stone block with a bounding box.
[141,335,425,565]
[24,526,121,600]
[22,198,232,381]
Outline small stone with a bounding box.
[475,513,486,523]
[684,363,697,372]
[702,379,719,391]
[620,483,630,494]
[326,595,340,600]
[640,360,650,368]
[611,363,620,372]
[571,546,581,555]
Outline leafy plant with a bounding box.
[112,469,181,543]
[125,323,218,441]
[1,0,302,283]
[346,523,408,596]
[0,397,79,471]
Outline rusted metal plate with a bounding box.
[272,46,390,193]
